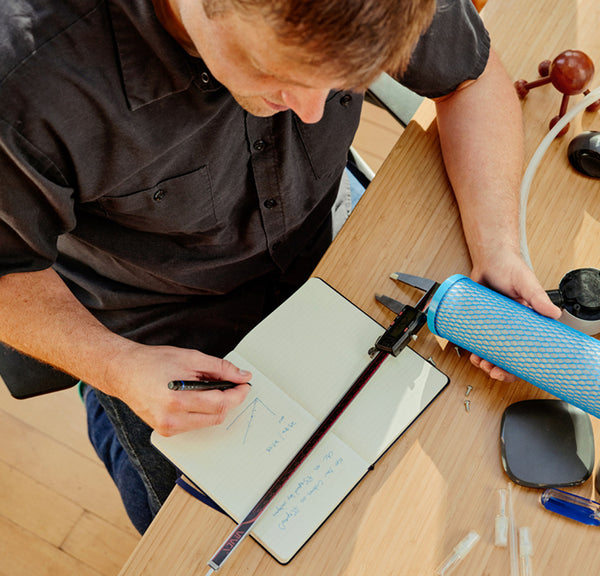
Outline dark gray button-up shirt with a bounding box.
[0,0,489,361]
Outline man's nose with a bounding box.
[281,88,329,124]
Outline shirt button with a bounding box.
[340,94,352,107]
[253,139,266,152]
[263,198,277,209]
[153,189,166,201]
[200,71,210,84]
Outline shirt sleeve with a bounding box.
[396,0,491,98]
[0,119,76,276]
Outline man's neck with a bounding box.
[151,0,200,57]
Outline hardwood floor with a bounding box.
[0,382,140,576]
[0,101,404,576]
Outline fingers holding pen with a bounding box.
[169,355,252,432]
[157,382,251,436]
[114,344,253,436]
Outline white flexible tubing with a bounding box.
[520,85,600,269]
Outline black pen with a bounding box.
[168,380,250,391]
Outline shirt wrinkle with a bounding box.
[0,118,70,188]
[0,0,102,84]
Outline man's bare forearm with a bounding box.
[0,267,137,394]
[435,48,524,273]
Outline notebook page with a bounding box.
[232,277,383,421]
[332,347,448,462]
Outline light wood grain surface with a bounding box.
[0,383,140,576]
[119,0,600,574]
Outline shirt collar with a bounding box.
[108,0,219,111]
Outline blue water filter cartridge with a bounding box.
[427,274,600,418]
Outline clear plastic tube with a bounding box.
[435,531,480,576]
[508,483,519,576]
[520,85,600,269]
[519,527,534,576]
[495,488,508,547]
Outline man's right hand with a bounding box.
[107,341,252,436]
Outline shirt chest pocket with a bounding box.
[95,166,219,235]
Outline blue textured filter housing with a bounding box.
[427,274,600,418]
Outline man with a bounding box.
[0,0,559,533]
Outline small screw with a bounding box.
[427,356,437,367]
[464,399,471,412]
[465,385,473,397]
[455,346,462,357]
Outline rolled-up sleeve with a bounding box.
[397,0,491,98]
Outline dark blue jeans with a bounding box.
[84,386,167,534]
[85,385,225,533]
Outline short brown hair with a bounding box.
[203,0,436,88]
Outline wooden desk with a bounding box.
[120,0,600,573]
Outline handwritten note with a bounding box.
[253,437,369,562]
[270,450,346,530]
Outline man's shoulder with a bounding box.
[0,0,104,81]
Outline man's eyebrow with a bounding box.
[248,59,313,87]
[248,54,353,90]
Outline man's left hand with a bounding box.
[469,251,562,382]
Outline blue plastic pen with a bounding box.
[540,488,600,526]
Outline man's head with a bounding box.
[160,0,435,122]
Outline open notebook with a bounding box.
[151,277,448,563]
